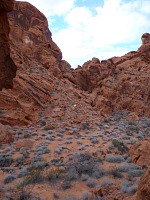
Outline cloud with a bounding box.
[53,0,150,67]
[18,0,150,68]
[18,0,75,16]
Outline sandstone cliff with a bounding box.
[0,0,17,90]
[0,1,65,125]
[0,0,150,126]
[66,35,150,117]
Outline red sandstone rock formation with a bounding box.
[0,1,64,125]
[8,1,62,75]
[136,167,150,200]
[0,1,150,126]
[129,139,150,167]
[70,34,150,117]
[0,0,17,90]
[129,140,150,200]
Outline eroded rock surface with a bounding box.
[129,140,150,200]
[136,168,150,200]
[0,0,17,90]
[129,139,150,167]
[0,1,150,124]
[0,1,64,125]
[68,34,150,117]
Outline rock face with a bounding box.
[136,168,150,200]
[0,1,64,125]
[129,139,150,167]
[0,0,150,126]
[68,34,150,117]
[129,140,150,200]
[8,1,62,75]
[0,0,17,90]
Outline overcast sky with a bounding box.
[19,0,150,68]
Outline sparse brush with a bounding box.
[61,180,72,190]
[20,167,44,186]
[106,155,124,163]
[4,174,16,184]
[47,166,65,182]
[107,168,124,178]
[86,178,97,188]
[112,139,129,153]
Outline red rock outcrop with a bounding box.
[0,123,14,144]
[0,0,150,126]
[0,1,64,125]
[129,140,150,200]
[129,139,150,167]
[9,1,62,75]
[0,0,17,90]
[69,34,150,117]
[136,168,150,200]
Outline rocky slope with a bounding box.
[0,1,65,126]
[0,1,150,200]
[0,0,17,90]
[66,35,150,117]
[0,1,150,126]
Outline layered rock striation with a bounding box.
[0,0,17,90]
[0,1,65,125]
[66,34,150,117]
[0,0,150,126]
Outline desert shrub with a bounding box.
[44,125,54,130]
[108,144,115,150]
[0,184,4,192]
[112,139,129,153]
[88,194,104,200]
[61,180,72,190]
[21,164,45,186]
[120,179,138,194]
[101,178,113,187]
[65,168,79,181]
[82,192,88,200]
[47,166,65,183]
[117,162,140,172]
[92,168,105,178]
[107,168,124,178]
[128,138,137,144]
[15,156,25,167]
[81,174,89,181]
[0,154,13,167]
[135,177,141,185]
[66,153,99,176]
[78,145,85,151]
[65,140,72,144]
[18,168,28,178]
[126,157,132,163]
[127,185,138,194]
[86,178,97,188]
[18,190,32,200]
[24,133,31,138]
[128,169,144,178]
[106,155,124,163]
[128,121,137,126]
[4,174,16,184]
[127,124,139,133]
[61,195,79,200]
[81,122,90,130]
[28,161,48,171]
[120,179,132,193]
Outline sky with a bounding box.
[19,0,150,68]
